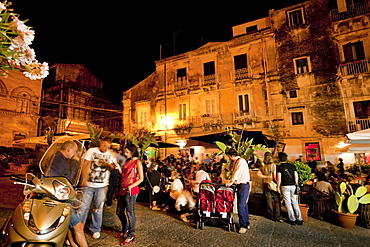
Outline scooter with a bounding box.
[0,136,85,247]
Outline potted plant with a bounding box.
[215,128,270,180]
[333,182,370,229]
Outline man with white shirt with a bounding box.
[192,164,211,195]
[225,149,251,234]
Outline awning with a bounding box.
[150,142,179,148]
[346,128,370,141]
[188,130,274,147]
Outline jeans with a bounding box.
[78,186,107,233]
[281,185,302,221]
[116,193,138,238]
[236,183,250,228]
[263,183,282,221]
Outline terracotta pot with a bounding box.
[332,210,358,229]
[299,204,309,222]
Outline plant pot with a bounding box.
[299,204,309,222]
[332,209,359,229]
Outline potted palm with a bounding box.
[333,182,370,229]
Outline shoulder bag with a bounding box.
[283,165,300,195]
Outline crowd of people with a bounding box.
[47,138,370,245]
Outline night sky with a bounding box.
[11,0,305,103]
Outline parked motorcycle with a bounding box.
[0,136,85,247]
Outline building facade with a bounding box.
[123,0,370,164]
[0,70,43,146]
[41,64,122,135]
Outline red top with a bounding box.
[119,159,140,196]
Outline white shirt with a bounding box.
[231,157,250,184]
[83,147,117,188]
[193,170,211,193]
[170,178,184,199]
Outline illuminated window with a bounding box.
[305,142,321,161]
[179,103,186,120]
[205,98,216,115]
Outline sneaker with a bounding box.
[296,220,303,225]
[239,226,250,234]
[92,232,100,239]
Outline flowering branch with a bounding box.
[0,1,48,80]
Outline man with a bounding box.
[307,157,318,174]
[49,141,88,247]
[79,137,118,239]
[225,149,251,234]
[276,152,303,225]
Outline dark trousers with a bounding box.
[236,183,250,228]
[263,183,282,221]
[106,170,119,206]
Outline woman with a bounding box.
[115,144,144,246]
[257,152,283,222]
[146,162,162,210]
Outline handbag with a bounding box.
[267,180,278,192]
[146,172,161,195]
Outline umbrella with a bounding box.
[188,130,274,147]
[150,142,179,148]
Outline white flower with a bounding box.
[23,62,49,80]
[0,3,6,12]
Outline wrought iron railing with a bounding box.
[330,0,370,22]
[337,60,370,76]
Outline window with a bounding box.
[291,112,304,125]
[294,57,310,74]
[238,94,249,113]
[139,111,147,124]
[288,8,305,27]
[305,142,321,161]
[176,68,187,82]
[205,98,216,115]
[203,61,215,76]
[289,90,298,98]
[353,100,370,118]
[343,41,365,62]
[234,54,248,70]
[179,103,186,120]
[246,25,258,33]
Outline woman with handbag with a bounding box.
[257,152,283,222]
[115,144,144,245]
[146,161,162,210]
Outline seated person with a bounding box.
[313,175,333,195]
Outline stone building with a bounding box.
[123,0,370,164]
[0,70,43,146]
[41,64,122,135]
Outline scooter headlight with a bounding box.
[53,180,71,200]
[22,199,32,224]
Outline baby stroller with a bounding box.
[196,181,237,231]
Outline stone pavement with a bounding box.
[1,172,370,247]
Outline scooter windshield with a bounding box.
[39,136,86,187]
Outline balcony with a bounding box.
[330,0,370,22]
[201,74,217,86]
[337,60,370,76]
[348,118,370,132]
[175,77,188,91]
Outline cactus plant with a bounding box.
[335,182,370,214]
